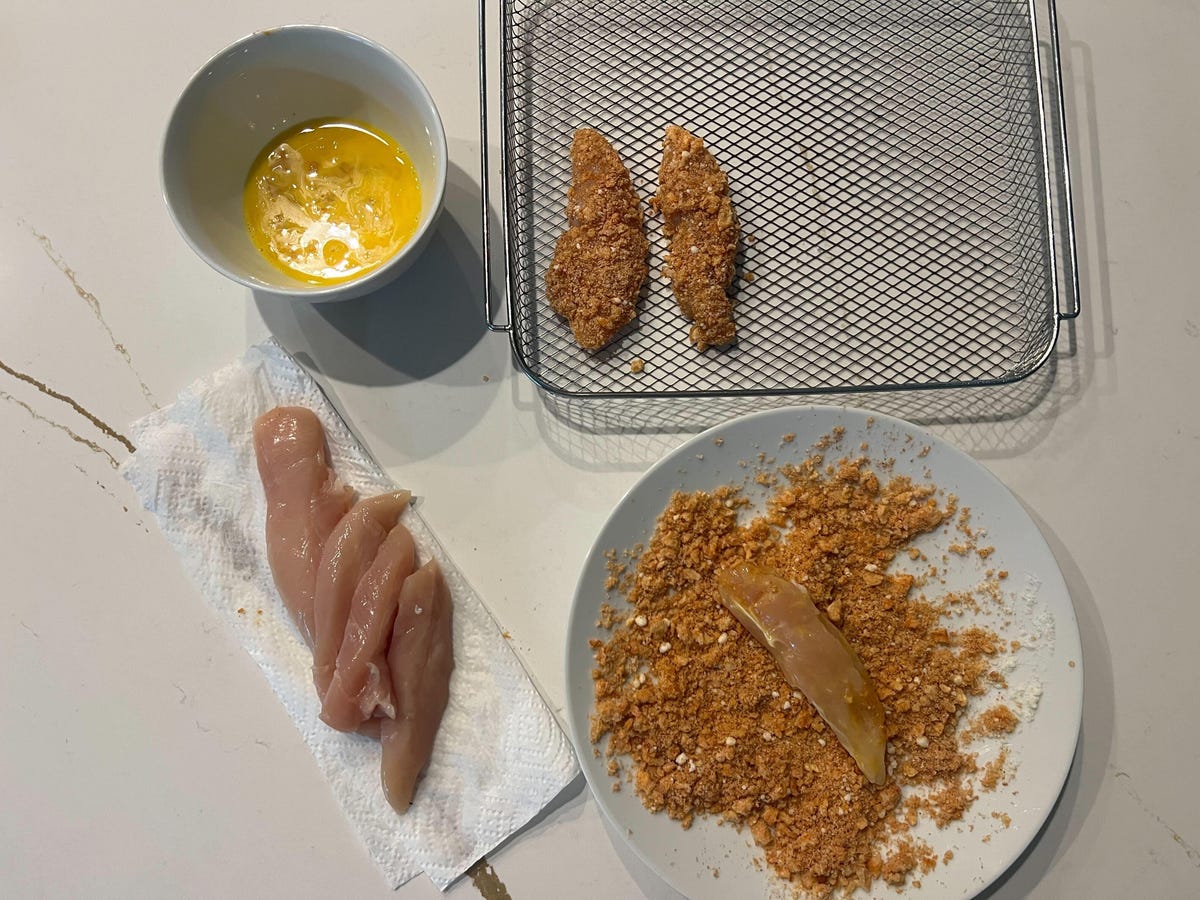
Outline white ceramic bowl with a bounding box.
[161,25,447,301]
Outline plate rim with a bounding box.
[564,403,1083,898]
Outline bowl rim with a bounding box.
[160,23,449,301]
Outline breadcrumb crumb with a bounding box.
[546,129,648,350]
[590,440,1013,895]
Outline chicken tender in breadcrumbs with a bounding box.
[653,125,739,350]
[545,129,649,351]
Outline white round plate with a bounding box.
[565,406,1082,899]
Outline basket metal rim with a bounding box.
[482,0,1080,398]
[510,308,1063,401]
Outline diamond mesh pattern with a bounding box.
[499,0,1059,397]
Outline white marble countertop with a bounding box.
[2,1,1197,897]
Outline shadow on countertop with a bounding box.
[528,350,1073,474]
[477,770,687,900]
[524,18,1117,472]
[253,159,503,389]
[974,505,1114,899]
[251,160,509,459]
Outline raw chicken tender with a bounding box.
[313,491,412,698]
[716,563,887,785]
[321,521,416,732]
[381,557,454,813]
[254,406,355,647]
[253,404,457,814]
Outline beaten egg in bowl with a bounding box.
[243,118,422,285]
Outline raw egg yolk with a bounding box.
[243,118,421,285]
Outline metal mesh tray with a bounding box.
[480,0,1079,398]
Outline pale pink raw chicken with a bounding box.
[381,557,454,813]
[716,562,887,785]
[313,491,412,699]
[254,407,355,647]
[321,522,416,731]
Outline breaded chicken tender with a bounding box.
[654,125,739,350]
[546,129,649,351]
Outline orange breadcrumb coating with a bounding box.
[591,445,1018,895]
[653,125,739,350]
[545,129,649,350]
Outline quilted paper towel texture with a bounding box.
[120,341,579,889]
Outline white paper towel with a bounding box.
[120,340,579,889]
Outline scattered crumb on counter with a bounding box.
[630,358,645,374]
